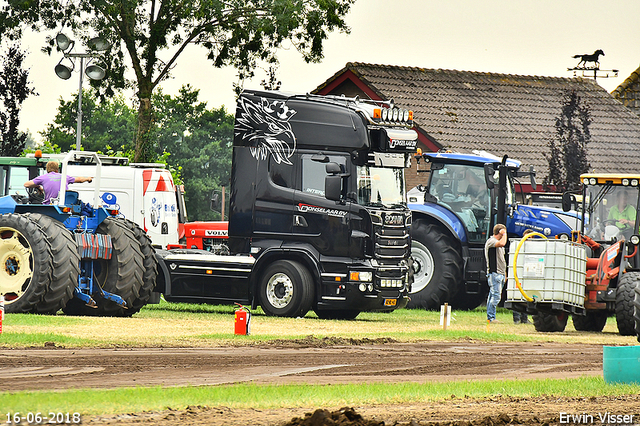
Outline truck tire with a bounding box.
[408,220,462,310]
[259,260,314,317]
[615,271,639,336]
[119,218,158,316]
[0,213,53,313]
[28,214,79,314]
[572,311,608,332]
[533,312,568,332]
[63,217,144,317]
[314,309,360,320]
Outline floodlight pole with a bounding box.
[75,55,84,152]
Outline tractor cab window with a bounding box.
[429,164,491,242]
[1,166,29,197]
[586,185,640,242]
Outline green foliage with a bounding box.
[0,0,355,162]
[543,90,591,192]
[0,44,35,156]
[153,85,234,221]
[40,90,136,153]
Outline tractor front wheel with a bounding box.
[572,311,608,332]
[0,214,53,313]
[533,311,568,332]
[616,271,640,336]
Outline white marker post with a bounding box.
[440,303,451,330]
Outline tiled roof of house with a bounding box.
[612,65,640,117]
[314,62,640,179]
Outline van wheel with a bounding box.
[0,214,52,313]
[28,214,79,314]
[260,260,314,317]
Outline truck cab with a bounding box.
[157,90,418,319]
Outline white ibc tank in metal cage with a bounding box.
[506,239,587,308]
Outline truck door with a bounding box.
[253,155,295,237]
[292,153,350,257]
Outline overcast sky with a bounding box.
[13,0,640,141]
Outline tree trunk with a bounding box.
[134,84,155,163]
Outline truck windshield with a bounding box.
[585,185,640,242]
[357,166,405,208]
[429,164,491,242]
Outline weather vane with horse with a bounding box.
[572,49,605,69]
[567,49,617,80]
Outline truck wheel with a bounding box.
[63,217,144,317]
[259,260,314,317]
[119,218,158,316]
[572,311,608,332]
[27,214,79,314]
[314,310,360,320]
[0,214,53,313]
[615,271,639,336]
[408,220,462,310]
[533,312,568,332]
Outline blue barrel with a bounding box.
[603,346,640,384]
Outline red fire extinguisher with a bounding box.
[234,303,251,335]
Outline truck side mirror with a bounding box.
[210,192,220,211]
[484,163,495,190]
[529,165,537,191]
[325,175,342,201]
[561,192,574,212]
[326,162,342,174]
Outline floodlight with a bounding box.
[87,37,110,52]
[55,61,73,80]
[56,33,71,51]
[85,64,106,80]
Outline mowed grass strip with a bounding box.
[1,377,638,416]
[0,299,637,348]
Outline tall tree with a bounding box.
[0,0,355,162]
[154,85,233,221]
[543,89,591,192]
[0,44,35,156]
[41,90,136,153]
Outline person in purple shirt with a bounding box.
[24,161,93,204]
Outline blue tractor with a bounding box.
[407,152,580,310]
[0,151,156,316]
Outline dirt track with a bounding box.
[3,338,638,425]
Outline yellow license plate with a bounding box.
[384,299,397,306]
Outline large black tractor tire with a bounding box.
[119,218,158,316]
[63,217,144,317]
[615,271,639,336]
[0,213,53,313]
[634,281,640,341]
[259,260,314,317]
[407,220,462,310]
[572,311,608,332]
[533,311,568,332]
[314,309,360,320]
[27,214,80,314]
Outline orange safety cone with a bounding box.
[234,303,251,335]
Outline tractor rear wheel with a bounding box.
[408,220,462,310]
[616,271,639,336]
[28,214,79,314]
[533,311,568,332]
[0,214,53,313]
[572,311,608,332]
[63,217,144,317]
[120,218,158,316]
[634,281,640,341]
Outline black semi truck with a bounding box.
[155,90,418,319]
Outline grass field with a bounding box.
[0,299,637,348]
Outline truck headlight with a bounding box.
[350,271,373,282]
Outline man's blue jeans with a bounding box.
[486,272,504,321]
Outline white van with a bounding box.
[65,161,186,249]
